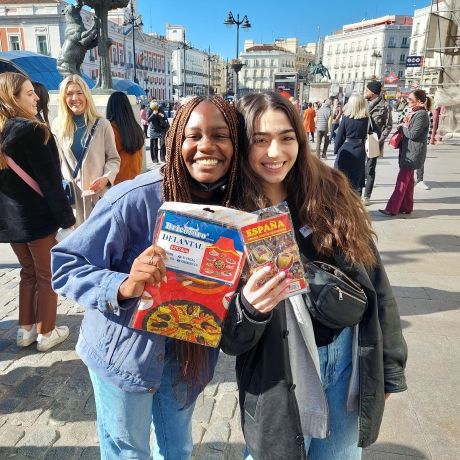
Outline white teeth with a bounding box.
[195,158,219,166]
[264,162,284,170]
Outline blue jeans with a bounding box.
[89,340,195,460]
[244,328,361,460]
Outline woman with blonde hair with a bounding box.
[334,94,379,192]
[52,74,120,225]
[0,72,75,351]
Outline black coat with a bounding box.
[221,247,407,459]
[0,118,75,243]
[334,116,379,191]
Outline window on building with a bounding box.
[400,53,406,63]
[364,39,370,50]
[388,36,396,47]
[398,70,404,79]
[36,35,48,55]
[343,43,348,52]
[9,35,20,51]
[402,36,408,47]
[336,44,341,54]
[412,40,418,54]
[415,23,420,35]
[372,38,377,49]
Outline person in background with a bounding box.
[106,91,144,185]
[148,101,168,164]
[221,91,407,460]
[52,74,120,226]
[315,98,332,158]
[0,72,75,352]
[398,96,433,190]
[140,103,149,138]
[330,98,342,143]
[51,96,241,459]
[334,94,380,194]
[32,81,50,126]
[303,102,316,142]
[380,89,430,216]
[363,81,393,206]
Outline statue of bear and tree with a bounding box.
[83,0,129,90]
[57,0,99,77]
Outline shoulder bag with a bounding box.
[302,260,367,329]
[63,119,99,205]
[388,127,403,149]
[4,155,44,197]
[365,118,380,158]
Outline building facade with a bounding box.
[322,15,413,95]
[239,38,314,94]
[0,0,173,100]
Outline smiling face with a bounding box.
[65,82,87,116]
[16,80,39,117]
[248,109,299,204]
[181,101,234,184]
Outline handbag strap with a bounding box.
[72,119,99,179]
[5,155,44,197]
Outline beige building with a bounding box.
[322,15,413,95]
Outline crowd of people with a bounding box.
[1,69,431,459]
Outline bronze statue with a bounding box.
[57,0,99,78]
[308,60,331,81]
[83,0,130,90]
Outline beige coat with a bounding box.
[52,117,120,226]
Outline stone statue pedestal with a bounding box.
[308,82,332,103]
[48,92,147,172]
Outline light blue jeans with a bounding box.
[89,341,195,460]
[245,327,361,460]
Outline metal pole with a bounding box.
[207,47,211,96]
[235,14,240,98]
[183,33,186,97]
[131,1,138,83]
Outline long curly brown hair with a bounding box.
[161,96,240,392]
[236,91,377,268]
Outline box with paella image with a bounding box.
[130,202,258,347]
[240,202,308,298]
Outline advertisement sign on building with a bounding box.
[406,56,424,67]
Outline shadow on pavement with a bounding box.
[0,445,99,460]
[363,442,428,459]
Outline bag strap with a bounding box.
[5,155,44,197]
[72,119,99,179]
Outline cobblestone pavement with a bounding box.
[1,142,459,459]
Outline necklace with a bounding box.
[74,121,86,129]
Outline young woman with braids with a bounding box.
[220,92,407,460]
[51,96,240,459]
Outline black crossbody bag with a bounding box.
[63,119,99,205]
[302,259,368,329]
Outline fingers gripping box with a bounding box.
[130,202,258,347]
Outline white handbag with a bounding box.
[365,118,380,158]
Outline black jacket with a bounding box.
[221,247,407,459]
[0,118,75,243]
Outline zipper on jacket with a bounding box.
[334,286,367,304]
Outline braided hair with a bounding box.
[162,96,240,206]
[161,96,240,393]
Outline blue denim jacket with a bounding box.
[51,170,219,394]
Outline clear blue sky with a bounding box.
[138,0,424,59]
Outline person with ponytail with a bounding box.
[380,89,430,216]
[51,96,240,459]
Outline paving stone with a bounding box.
[0,338,13,352]
[193,396,215,425]
[12,373,44,398]
[201,419,230,452]
[39,375,71,398]
[16,427,59,458]
[53,421,94,445]
[0,396,24,415]
[79,446,100,460]
[11,395,53,427]
[0,425,25,446]
[216,393,237,419]
[45,446,81,460]
[0,353,15,372]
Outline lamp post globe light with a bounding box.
[123,0,143,84]
[371,50,382,78]
[224,11,251,99]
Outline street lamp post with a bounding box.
[204,47,217,96]
[371,50,382,78]
[224,11,251,99]
[123,0,143,84]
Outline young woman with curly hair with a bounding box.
[51,96,240,459]
[221,91,407,460]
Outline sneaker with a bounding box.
[17,325,38,347]
[363,197,371,206]
[36,326,69,352]
[416,181,431,190]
